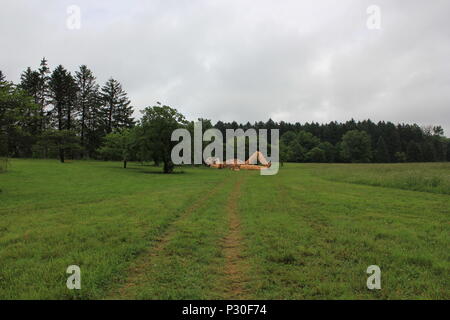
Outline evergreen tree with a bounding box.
[421,141,436,162]
[447,140,450,161]
[75,65,99,157]
[19,68,42,135]
[49,65,78,161]
[85,90,105,157]
[406,141,422,162]
[49,65,77,131]
[101,78,134,133]
[20,67,40,104]
[375,136,390,163]
[37,58,51,131]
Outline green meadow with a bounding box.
[0,159,448,299]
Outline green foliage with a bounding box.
[49,65,78,131]
[394,152,407,163]
[2,60,450,165]
[36,129,81,162]
[99,129,136,168]
[421,141,436,162]
[75,65,101,157]
[140,103,187,173]
[447,140,450,161]
[0,81,41,157]
[340,130,372,163]
[406,141,422,162]
[101,78,134,133]
[317,141,336,162]
[375,136,390,163]
[306,147,326,162]
[280,130,320,162]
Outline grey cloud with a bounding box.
[1,0,449,134]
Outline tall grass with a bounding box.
[0,157,8,173]
[309,162,450,195]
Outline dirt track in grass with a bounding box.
[222,176,249,299]
[108,179,227,299]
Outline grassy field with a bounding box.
[0,159,449,299]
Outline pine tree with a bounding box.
[75,65,99,157]
[375,136,390,162]
[20,67,40,103]
[37,58,51,131]
[101,78,134,133]
[49,65,78,162]
[406,141,422,162]
[421,141,436,162]
[49,65,77,131]
[447,140,450,161]
[0,70,5,83]
[86,90,105,157]
[19,68,42,135]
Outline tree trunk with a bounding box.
[59,148,65,163]
[163,160,174,173]
[80,102,85,158]
[123,159,127,169]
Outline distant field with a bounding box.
[307,162,450,195]
[0,160,448,299]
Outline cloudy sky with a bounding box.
[1,0,449,134]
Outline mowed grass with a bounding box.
[0,159,449,299]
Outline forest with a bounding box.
[1,58,449,173]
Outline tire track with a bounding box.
[222,176,249,299]
[108,179,228,299]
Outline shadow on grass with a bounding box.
[105,165,188,175]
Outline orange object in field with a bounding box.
[205,151,271,171]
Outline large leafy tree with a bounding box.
[141,103,187,173]
[340,130,372,163]
[37,129,80,163]
[99,128,136,168]
[318,142,336,162]
[0,81,40,157]
[306,146,326,162]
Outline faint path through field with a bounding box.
[108,179,227,299]
[222,176,249,299]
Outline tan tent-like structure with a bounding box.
[207,151,271,170]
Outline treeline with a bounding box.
[1,58,449,172]
[213,119,450,163]
[0,58,134,162]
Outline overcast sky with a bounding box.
[1,0,449,134]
